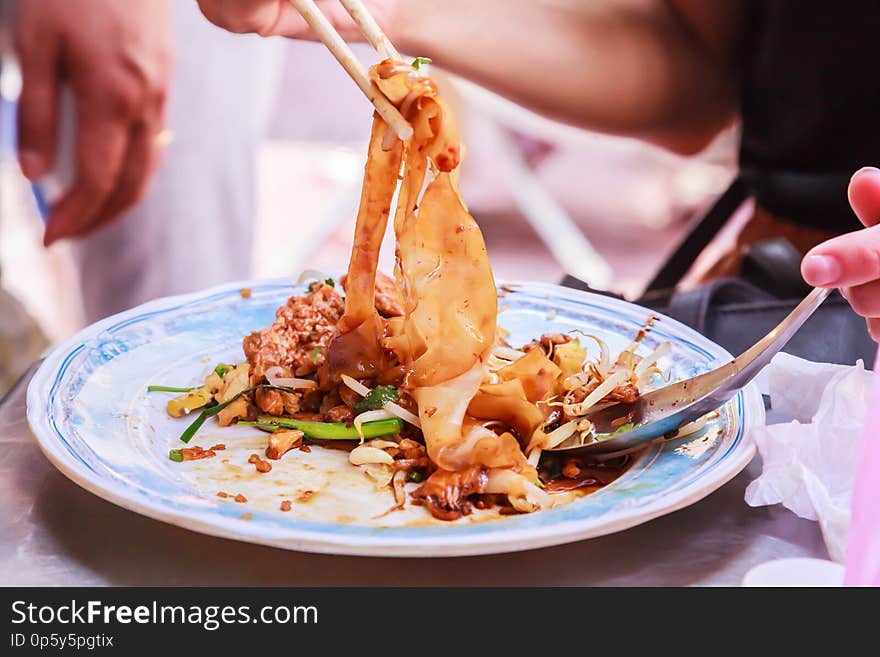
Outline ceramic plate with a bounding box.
[27,279,762,556]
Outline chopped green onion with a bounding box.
[169,449,184,462]
[353,385,399,414]
[179,413,210,444]
[239,415,403,440]
[311,347,321,364]
[214,364,229,378]
[534,478,545,489]
[324,277,335,287]
[408,471,424,483]
[148,385,199,393]
[411,56,432,69]
[595,422,636,442]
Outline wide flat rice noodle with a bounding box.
[393,172,497,387]
[496,348,561,403]
[328,116,402,379]
[468,379,545,441]
[331,62,514,482]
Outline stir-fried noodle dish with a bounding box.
[154,61,673,521]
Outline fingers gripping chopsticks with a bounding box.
[287,0,413,140]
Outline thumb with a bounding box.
[802,223,880,288]
[16,32,60,180]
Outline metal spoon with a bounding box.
[548,286,832,457]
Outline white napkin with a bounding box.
[745,353,872,563]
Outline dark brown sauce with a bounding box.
[305,438,359,452]
[540,454,632,498]
[545,478,603,494]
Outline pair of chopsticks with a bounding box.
[289,0,414,140]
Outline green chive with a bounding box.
[237,422,285,433]
[534,478,545,489]
[148,385,198,393]
[595,422,636,442]
[179,412,209,445]
[238,415,403,440]
[353,385,399,414]
[169,449,184,462]
[214,364,229,378]
[408,471,424,483]
[311,347,321,364]
[324,277,335,287]
[411,56,432,69]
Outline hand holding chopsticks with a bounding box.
[287,0,413,141]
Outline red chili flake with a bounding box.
[240,288,252,298]
[234,494,248,503]
[210,444,226,451]
[280,500,292,512]
[217,491,230,498]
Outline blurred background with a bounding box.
[0,6,739,395]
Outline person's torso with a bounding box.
[739,0,880,231]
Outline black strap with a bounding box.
[643,177,749,294]
[664,277,775,332]
[739,238,811,298]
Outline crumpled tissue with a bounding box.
[745,352,872,563]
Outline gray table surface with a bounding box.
[0,366,828,586]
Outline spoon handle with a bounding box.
[726,287,832,392]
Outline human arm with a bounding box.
[15,0,174,245]
[197,0,746,154]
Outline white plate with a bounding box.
[27,279,762,556]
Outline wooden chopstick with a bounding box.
[287,0,413,141]
[338,0,402,62]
